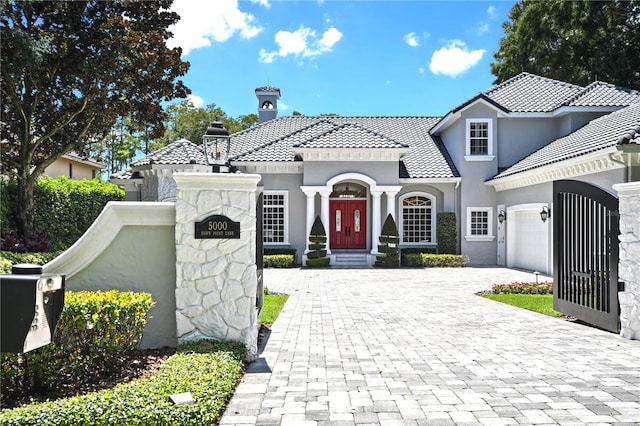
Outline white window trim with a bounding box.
[263,190,289,245]
[465,118,495,161]
[465,207,495,242]
[399,192,437,245]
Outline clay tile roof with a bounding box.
[565,81,640,107]
[131,139,206,167]
[485,72,583,112]
[293,122,409,149]
[230,116,459,179]
[491,103,640,180]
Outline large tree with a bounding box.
[491,0,640,90]
[1,0,190,237]
[150,100,258,152]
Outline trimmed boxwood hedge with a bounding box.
[0,340,246,426]
[0,177,124,251]
[436,212,457,254]
[263,254,296,268]
[1,290,154,398]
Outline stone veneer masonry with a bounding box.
[613,181,640,340]
[173,172,262,360]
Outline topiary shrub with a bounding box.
[375,214,400,268]
[306,216,330,267]
[437,212,457,254]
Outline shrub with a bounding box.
[306,216,330,267]
[0,229,50,252]
[491,281,553,295]
[0,340,245,426]
[264,254,295,268]
[402,253,423,267]
[422,253,468,267]
[1,290,154,398]
[375,214,400,268]
[0,177,124,251]
[0,251,64,269]
[437,212,457,254]
[263,247,296,257]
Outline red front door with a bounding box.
[330,199,367,249]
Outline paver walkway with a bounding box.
[220,268,640,425]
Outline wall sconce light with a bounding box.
[497,209,506,224]
[540,206,550,223]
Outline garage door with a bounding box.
[507,207,550,274]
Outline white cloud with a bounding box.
[168,0,262,55]
[475,23,490,35]
[429,40,485,77]
[187,94,204,108]
[404,32,419,47]
[251,0,270,8]
[419,67,425,74]
[279,101,289,111]
[487,5,497,20]
[259,26,343,63]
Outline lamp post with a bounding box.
[202,121,230,173]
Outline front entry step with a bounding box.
[331,253,371,268]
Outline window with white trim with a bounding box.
[465,119,494,160]
[465,207,494,241]
[400,193,436,244]
[263,191,288,244]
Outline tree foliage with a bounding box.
[492,0,640,90]
[150,100,258,151]
[0,0,190,236]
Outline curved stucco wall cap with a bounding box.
[44,202,176,279]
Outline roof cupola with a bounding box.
[255,86,281,123]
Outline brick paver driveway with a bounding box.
[220,268,640,425]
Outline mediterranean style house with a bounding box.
[45,152,103,180]
[111,73,640,272]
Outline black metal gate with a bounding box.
[553,180,620,332]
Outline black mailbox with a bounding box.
[1,264,65,353]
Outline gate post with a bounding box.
[174,172,262,360]
[613,182,640,340]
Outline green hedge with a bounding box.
[1,290,154,398]
[491,281,553,295]
[0,177,124,251]
[263,254,296,268]
[0,340,245,426]
[263,247,296,256]
[436,212,457,254]
[0,251,64,273]
[422,253,468,267]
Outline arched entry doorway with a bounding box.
[329,182,367,249]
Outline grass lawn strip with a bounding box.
[0,340,245,426]
[483,294,563,317]
[259,293,288,325]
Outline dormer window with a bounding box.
[465,119,494,161]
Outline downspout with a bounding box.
[455,179,461,254]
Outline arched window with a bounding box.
[261,101,274,109]
[400,193,435,244]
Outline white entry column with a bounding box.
[320,189,332,254]
[385,190,399,221]
[370,191,382,254]
[300,189,317,253]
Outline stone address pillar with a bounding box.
[174,172,262,360]
[613,182,640,340]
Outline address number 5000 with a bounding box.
[208,221,228,231]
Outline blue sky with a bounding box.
[167,0,517,119]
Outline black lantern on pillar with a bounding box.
[540,206,550,223]
[203,121,230,172]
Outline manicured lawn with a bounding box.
[483,294,564,317]
[259,293,288,325]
